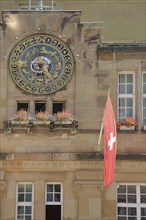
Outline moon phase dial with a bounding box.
[9,34,74,95]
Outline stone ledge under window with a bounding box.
[3,120,78,134]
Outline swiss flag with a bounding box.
[104,95,117,188]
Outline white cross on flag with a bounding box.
[104,95,117,187]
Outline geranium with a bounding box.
[118,117,138,128]
[55,111,71,121]
[10,109,28,121]
[35,111,50,121]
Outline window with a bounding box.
[35,102,46,112]
[117,184,146,220]
[17,102,29,111]
[142,72,146,126]
[118,72,135,121]
[53,102,65,114]
[45,183,63,220]
[16,183,33,220]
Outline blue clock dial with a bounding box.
[9,34,74,95]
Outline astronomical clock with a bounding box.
[9,34,74,95]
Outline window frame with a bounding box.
[142,72,146,126]
[17,102,29,112]
[45,182,63,220]
[117,71,135,121]
[52,101,65,114]
[116,183,146,220]
[16,182,34,220]
[35,101,46,113]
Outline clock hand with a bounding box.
[37,57,53,80]
[42,65,53,80]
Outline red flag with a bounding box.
[104,95,117,188]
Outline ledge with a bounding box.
[0,152,146,161]
[97,43,146,52]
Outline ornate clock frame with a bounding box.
[9,34,74,95]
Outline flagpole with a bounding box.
[97,89,111,147]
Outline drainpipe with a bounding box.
[28,0,31,10]
[38,0,43,10]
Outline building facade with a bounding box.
[0,1,146,220]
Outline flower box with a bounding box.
[54,121,72,125]
[119,125,135,131]
[118,117,138,131]
[143,125,146,131]
[11,121,28,125]
[6,110,78,133]
[35,120,50,125]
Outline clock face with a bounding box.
[9,34,74,95]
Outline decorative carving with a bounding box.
[0,169,7,191]
[0,181,7,191]
[72,182,82,191]
[1,160,145,175]
[0,169,5,181]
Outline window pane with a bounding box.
[127,108,133,117]
[17,215,24,220]
[143,110,146,118]
[143,99,146,107]
[128,195,136,203]
[141,195,146,203]
[128,186,136,194]
[119,74,125,83]
[119,108,125,119]
[141,218,146,220]
[118,185,126,193]
[54,193,60,202]
[118,207,126,215]
[26,185,32,192]
[141,208,146,216]
[128,217,137,220]
[143,74,146,83]
[118,217,126,220]
[18,194,24,202]
[17,103,28,111]
[119,98,125,107]
[127,74,133,83]
[55,185,61,192]
[26,194,32,202]
[127,99,133,107]
[25,206,31,214]
[143,85,146,94]
[18,185,24,192]
[143,119,146,126]
[118,195,126,203]
[35,102,46,113]
[119,85,125,94]
[127,84,133,94]
[128,207,137,216]
[18,206,24,214]
[53,102,65,114]
[47,184,53,192]
[25,216,31,220]
[141,186,146,193]
[47,193,53,202]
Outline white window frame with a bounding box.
[118,71,135,121]
[142,72,146,126]
[45,182,63,220]
[117,183,146,220]
[16,182,34,220]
